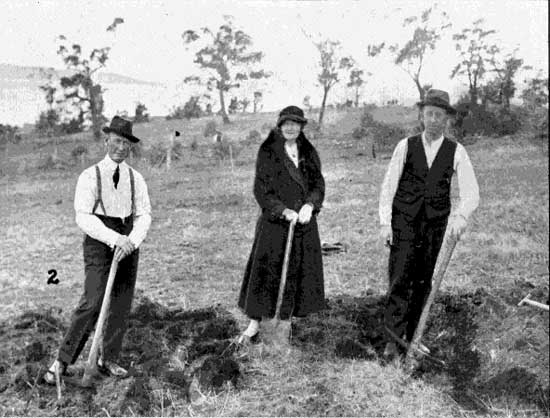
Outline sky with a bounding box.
[0,0,548,119]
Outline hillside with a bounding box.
[0,107,548,417]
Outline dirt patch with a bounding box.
[0,294,242,416]
[292,287,549,414]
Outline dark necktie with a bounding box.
[113,165,120,189]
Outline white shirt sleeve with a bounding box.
[74,170,121,248]
[128,171,152,248]
[453,143,480,220]
[379,138,408,226]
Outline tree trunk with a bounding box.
[469,87,478,107]
[89,84,104,140]
[219,88,230,124]
[355,87,360,108]
[318,86,330,127]
[503,94,510,110]
[415,78,424,101]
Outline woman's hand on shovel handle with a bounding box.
[282,208,299,224]
[114,236,135,262]
[298,204,313,224]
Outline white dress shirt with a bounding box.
[74,155,152,248]
[379,133,479,226]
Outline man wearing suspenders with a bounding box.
[379,89,479,358]
[44,116,152,383]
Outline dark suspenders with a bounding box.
[92,165,135,219]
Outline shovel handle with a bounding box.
[82,258,119,386]
[274,219,297,320]
[405,231,457,366]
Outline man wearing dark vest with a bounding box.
[44,116,152,383]
[379,89,479,358]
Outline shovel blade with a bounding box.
[262,319,291,348]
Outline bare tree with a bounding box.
[390,7,451,101]
[315,40,353,127]
[182,16,270,124]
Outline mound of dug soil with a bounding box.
[0,295,242,416]
[292,287,549,414]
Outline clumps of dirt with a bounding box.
[0,295,244,416]
[292,288,549,414]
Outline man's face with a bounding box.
[421,105,449,139]
[106,133,131,163]
[280,120,302,141]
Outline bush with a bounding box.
[246,129,262,143]
[0,124,22,147]
[134,102,149,124]
[35,109,61,136]
[212,136,240,161]
[203,121,218,138]
[146,142,184,166]
[167,96,203,120]
[355,110,407,153]
[71,144,88,159]
[71,144,88,165]
[59,115,85,135]
[37,155,70,170]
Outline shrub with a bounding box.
[37,155,70,170]
[203,121,218,138]
[71,144,88,159]
[351,127,366,140]
[246,129,262,143]
[212,136,240,161]
[134,102,149,124]
[355,110,407,153]
[147,141,184,166]
[0,124,22,147]
[166,96,203,120]
[71,144,88,165]
[35,109,61,136]
[307,119,320,132]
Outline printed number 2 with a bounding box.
[47,269,59,285]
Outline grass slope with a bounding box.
[0,108,548,417]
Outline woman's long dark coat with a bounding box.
[238,129,325,320]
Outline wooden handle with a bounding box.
[274,219,297,320]
[405,231,457,365]
[520,298,549,311]
[82,258,119,386]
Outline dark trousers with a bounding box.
[384,210,447,342]
[58,216,139,365]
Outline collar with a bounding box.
[100,154,128,170]
[421,132,444,149]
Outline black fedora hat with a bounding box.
[102,116,140,143]
[277,105,308,127]
[417,89,457,115]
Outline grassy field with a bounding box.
[0,107,548,417]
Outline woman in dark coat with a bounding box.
[238,105,325,342]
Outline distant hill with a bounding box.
[0,63,174,126]
[0,63,162,86]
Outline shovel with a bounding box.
[405,230,457,367]
[262,218,297,348]
[81,258,119,387]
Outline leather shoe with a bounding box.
[97,359,128,377]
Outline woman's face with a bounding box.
[280,120,302,141]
